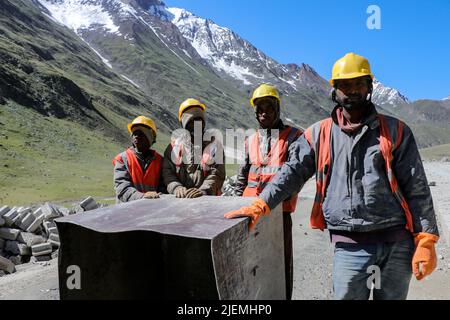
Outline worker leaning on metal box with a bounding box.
[113,116,165,203]
[225,53,439,300]
[162,98,226,198]
[234,83,303,300]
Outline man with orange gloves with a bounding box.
[234,84,302,300]
[225,53,439,300]
[113,116,164,203]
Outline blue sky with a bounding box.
[164,0,450,101]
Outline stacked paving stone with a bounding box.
[221,175,238,196]
[0,197,103,275]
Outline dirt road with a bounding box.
[1,164,449,300]
[292,181,450,299]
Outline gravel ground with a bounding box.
[1,162,449,300]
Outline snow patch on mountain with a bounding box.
[80,37,112,68]
[135,15,201,75]
[121,75,140,88]
[211,60,256,85]
[38,0,122,35]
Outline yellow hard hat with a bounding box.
[127,116,157,137]
[178,98,206,122]
[250,84,281,108]
[330,52,374,86]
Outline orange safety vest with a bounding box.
[304,114,414,232]
[170,139,212,178]
[112,148,162,192]
[243,126,302,213]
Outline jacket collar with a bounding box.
[331,103,379,133]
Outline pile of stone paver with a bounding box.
[221,175,237,196]
[0,196,102,276]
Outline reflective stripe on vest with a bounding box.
[112,148,162,193]
[304,115,414,232]
[170,140,210,177]
[243,126,302,213]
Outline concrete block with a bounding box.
[0,255,16,273]
[9,255,26,266]
[31,242,52,256]
[49,233,60,242]
[20,244,31,256]
[0,228,21,241]
[0,206,10,217]
[41,203,63,220]
[31,254,51,263]
[0,238,4,249]
[57,196,285,300]
[58,207,70,217]
[34,225,44,235]
[71,204,85,215]
[80,196,99,211]
[0,270,5,277]
[3,207,18,227]
[13,208,30,229]
[48,226,58,235]
[5,240,30,256]
[17,207,32,219]
[33,208,43,219]
[48,233,60,247]
[43,220,56,233]
[49,239,60,248]
[19,212,36,231]
[17,232,46,247]
[0,216,4,227]
[26,212,45,233]
[11,214,22,229]
[51,250,58,259]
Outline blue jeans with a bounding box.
[333,237,415,300]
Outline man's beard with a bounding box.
[335,92,371,111]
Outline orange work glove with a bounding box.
[412,232,439,280]
[224,198,270,230]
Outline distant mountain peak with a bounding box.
[372,79,409,107]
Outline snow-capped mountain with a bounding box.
[443,96,450,101]
[372,79,409,107]
[35,0,410,111]
[166,7,330,96]
[36,0,330,97]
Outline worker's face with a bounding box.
[255,98,279,129]
[132,129,150,152]
[335,77,371,110]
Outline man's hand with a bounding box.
[175,186,188,198]
[412,232,439,280]
[185,188,203,198]
[224,198,271,230]
[143,191,160,199]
